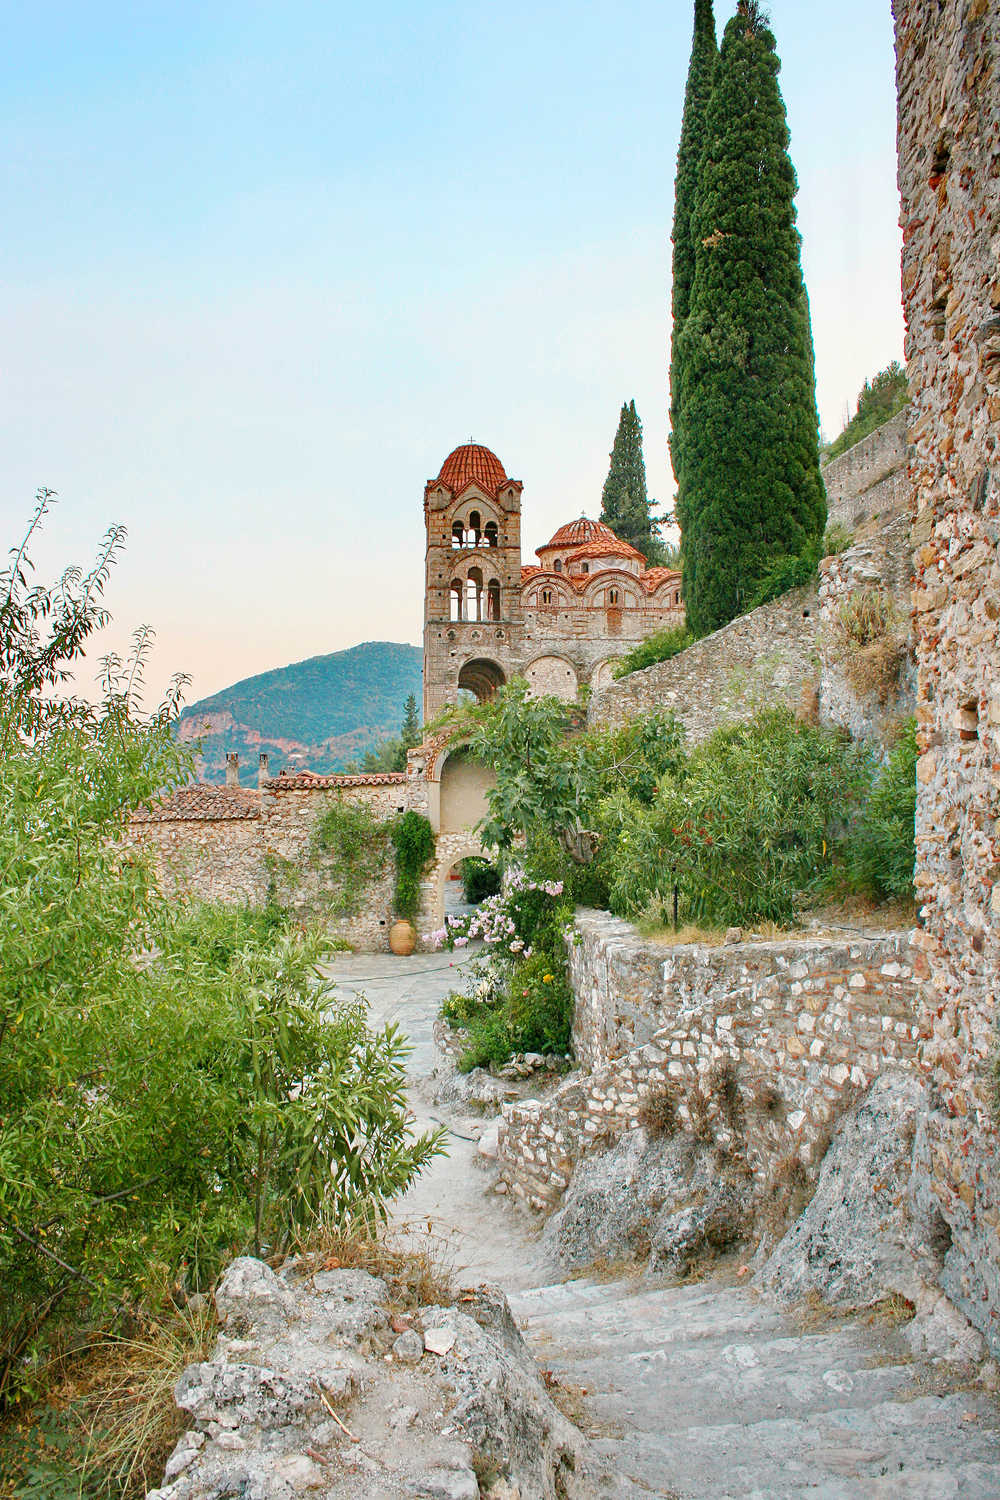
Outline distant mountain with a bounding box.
[176,641,423,784]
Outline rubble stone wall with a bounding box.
[895,0,1000,1350]
[497,912,919,1213]
[125,818,268,906]
[822,410,911,531]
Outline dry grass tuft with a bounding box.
[638,1085,679,1139]
[293,1217,459,1311]
[833,587,907,703]
[640,922,727,947]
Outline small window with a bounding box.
[581,562,589,574]
[484,521,499,548]
[554,558,562,573]
[452,522,464,548]
[541,588,553,605]
[608,588,620,606]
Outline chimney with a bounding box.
[225,751,240,787]
[258,752,270,787]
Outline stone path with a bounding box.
[324,952,1000,1499]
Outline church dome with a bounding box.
[436,443,508,496]
[538,516,620,552]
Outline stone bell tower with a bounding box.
[422,442,525,721]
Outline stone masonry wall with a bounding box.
[497,911,919,1213]
[895,0,1000,1350]
[125,818,268,906]
[822,409,911,531]
[262,778,430,950]
[587,584,821,741]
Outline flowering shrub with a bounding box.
[430,871,573,1070]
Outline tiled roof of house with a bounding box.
[520,564,541,582]
[131,785,262,823]
[436,443,508,497]
[264,771,408,791]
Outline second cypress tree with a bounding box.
[677,1,826,634]
[599,401,663,563]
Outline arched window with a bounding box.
[484,521,499,548]
[452,521,464,549]
[468,511,482,547]
[541,588,553,606]
[608,588,620,606]
[486,579,501,620]
[581,562,589,574]
[466,567,484,622]
[553,558,563,572]
[450,580,463,620]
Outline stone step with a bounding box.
[590,1391,1000,1499]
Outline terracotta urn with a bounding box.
[389,919,417,956]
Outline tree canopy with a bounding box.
[599,400,664,563]
[674,1,826,635]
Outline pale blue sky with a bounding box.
[1,1,903,705]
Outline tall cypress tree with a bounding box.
[669,0,717,529]
[599,400,663,562]
[677,0,826,635]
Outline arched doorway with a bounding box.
[457,657,506,702]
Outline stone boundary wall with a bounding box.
[588,508,916,745]
[127,774,441,950]
[125,817,268,906]
[497,911,919,1213]
[262,779,428,949]
[895,0,1000,1351]
[587,584,820,741]
[822,410,911,531]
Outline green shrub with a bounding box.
[612,709,871,927]
[432,871,572,1069]
[390,809,435,922]
[746,538,821,611]
[613,624,694,678]
[0,501,444,1408]
[460,857,502,904]
[843,720,917,899]
[822,522,853,556]
[822,362,909,464]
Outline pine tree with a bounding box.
[669,0,717,529]
[599,401,663,563]
[676,1,826,635]
[400,693,420,749]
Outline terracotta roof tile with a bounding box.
[520,565,541,582]
[131,785,262,824]
[566,537,645,564]
[436,443,508,497]
[264,771,408,790]
[537,516,621,553]
[641,567,684,594]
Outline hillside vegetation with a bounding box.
[822,362,909,464]
[176,640,422,781]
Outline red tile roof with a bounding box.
[520,565,541,582]
[537,516,621,553]
[131,785,262,823]
[265,771,408,790]
[436,443,508,497]
[641,567,683,594]
[566,537,645,564]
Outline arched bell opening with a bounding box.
[457,657,506,702]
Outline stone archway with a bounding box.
[423,832,490,934]
[457,657,506,702]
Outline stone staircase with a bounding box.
[507,1276,1000,1499]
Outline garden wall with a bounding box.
[128,770,439,950]
[497,911,919,1212]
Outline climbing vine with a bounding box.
[390,810,436,922]
[309,799,393,916]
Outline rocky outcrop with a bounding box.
[148,1256,622,1500]
[541,1127,752,1279]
